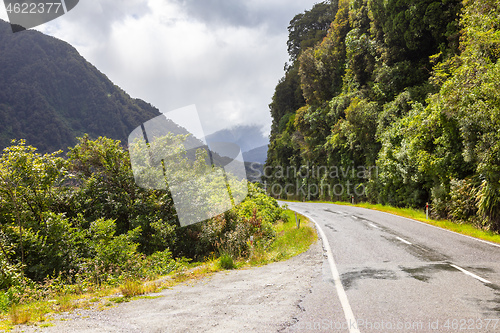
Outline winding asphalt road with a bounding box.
[283,202,500,333]
[13,202,500,333]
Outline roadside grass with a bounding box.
[219,253,236,270]
[0,273,182,331]
[246,210,317,265]
[0,210,317,331]
[119,280,158,298]
[282,199,500,245]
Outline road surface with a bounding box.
[13,202,500,332]
[284,202,500,333]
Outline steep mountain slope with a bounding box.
[0,19,162,153]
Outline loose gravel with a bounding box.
[13,241,324,333]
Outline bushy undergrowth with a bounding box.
[0,137,286,312]
[198,184,285,259]
[218,254,235,270]
[431,177,491,229]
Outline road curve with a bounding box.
[283,201,500,333]
[12,201,500,333]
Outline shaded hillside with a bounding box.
[0,19,161,153]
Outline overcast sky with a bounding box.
[0,0,319,139]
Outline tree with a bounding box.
[299,0,351,106]
[0,140,67,267]
[435,0,500,229]
[287,1,339,62]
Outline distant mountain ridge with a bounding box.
[205,125,269,154]
[0,19,166,153]
[242,145,268,165]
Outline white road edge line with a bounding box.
[368,223,380,229]
[396,237,412,245]
[450,264,491,284]
[349,206,500,249]
[298,211,361,333]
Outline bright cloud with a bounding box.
[0,0,319,137]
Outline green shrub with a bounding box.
[199,212,251,258]
[431,184,450,219]
[0,257,24,291]
[0,291,10,313]
[142,249,188,278]
[477,179,500,231]
[83,219,143,284]
[198,185,283,260]
[449,178,479,224]
[219,254,235,270]
[236,183,287,225]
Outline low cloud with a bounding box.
[0,0,320,136]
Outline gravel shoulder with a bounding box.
[14,241,325,333]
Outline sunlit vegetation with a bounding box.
[266,0,500,233]
[0,136,298,327]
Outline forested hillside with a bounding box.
[266,0,500,231]
[0,19,161,153]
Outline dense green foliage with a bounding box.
[0,136,286,302]
[266,0,500,231]
[0,19,165,153]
